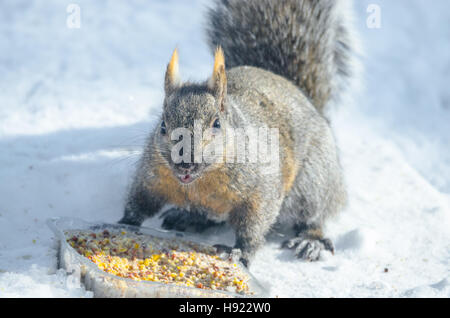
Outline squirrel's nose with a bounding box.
[180,162,191,169]
[178,162,196,172]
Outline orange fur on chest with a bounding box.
[281,145,298,194]
[151,165,241,215]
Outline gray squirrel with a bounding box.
[119,0,357,266]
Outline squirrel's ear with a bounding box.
[208,46,227,112]
[164,48,181,95]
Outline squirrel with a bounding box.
[119,0,357,266]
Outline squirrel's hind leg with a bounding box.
[282,223,334,261]
[160,208,224,233]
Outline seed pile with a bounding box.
[65,229,252,295]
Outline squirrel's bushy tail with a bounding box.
[206,0,359,113]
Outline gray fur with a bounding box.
[120,0,355,265]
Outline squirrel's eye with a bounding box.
[160,121,166,135]
[212,118,221,129]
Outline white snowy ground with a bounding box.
[0,0,449,297]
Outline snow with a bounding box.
[0,0,449,298]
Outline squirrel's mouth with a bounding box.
[178,174,195,184]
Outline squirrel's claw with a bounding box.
[213,243,233,254]
[321,238,335,255]
[282,236,334,262]
[214,244,249,267]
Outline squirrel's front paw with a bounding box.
[282,236,334,262]
[214,244,249,267]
